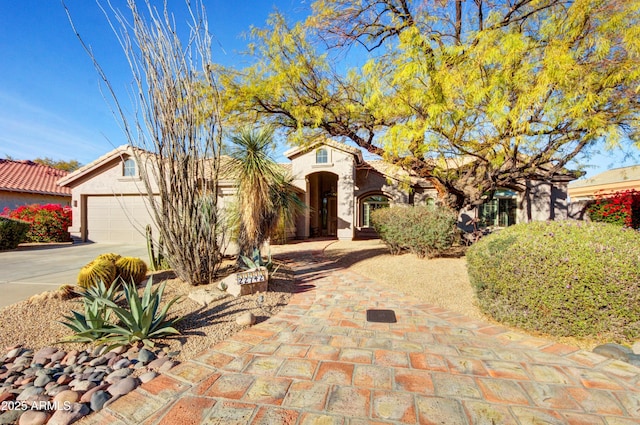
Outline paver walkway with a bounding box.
[85,241,640,424]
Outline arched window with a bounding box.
[315,148,328,164]
[123,158,136,177]
[479,189,517,227]
[360,195,390,227]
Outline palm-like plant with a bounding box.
[268,172,305,245]
[226,126,281,257]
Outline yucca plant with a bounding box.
[97,277,182,348]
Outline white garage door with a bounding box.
[86,195,156,244]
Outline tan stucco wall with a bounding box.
[290,146,356,240]
[0,191,70,212]
[66,156,158,239]
[568,180,640,201]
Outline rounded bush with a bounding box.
[467,221,640,341]
[371,205,459,258]
[115,257,148,285]
[0,217,30,250]
[77,259,117,289]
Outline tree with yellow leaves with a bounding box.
[223,0,640,209]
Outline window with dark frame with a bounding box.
[361,195,390,227]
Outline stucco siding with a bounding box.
[0,191,70,212]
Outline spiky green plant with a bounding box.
[115,257,148,284]
[96,253,122,263]
[77,259,117,289]
[59,280,121,344]
[97,277,182,348]
[59,277,181,348]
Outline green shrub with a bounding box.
[467,220,640,341]
[371,205,459,258]
[0,216,30,250]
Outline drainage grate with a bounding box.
[366,309,397,323]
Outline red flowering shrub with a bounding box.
[587,189,640,228]
[2,204,72,243]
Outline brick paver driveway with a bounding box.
[85,240,640,424]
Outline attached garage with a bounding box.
[84,195,155,244]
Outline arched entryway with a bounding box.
[307,171,338,237]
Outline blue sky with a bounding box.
[0,1,637,178]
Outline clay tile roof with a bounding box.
[0,159,71,196]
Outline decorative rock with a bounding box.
[593,343,632,362]
[56,375,72,385]
[18,409,49,425]
[53,390,80,405]
[71,381,96,392]
[47,385,70,397]
[107,377,139,397]
[146,357,168,371]
[628,353,640,367]
[16,387,44,400]
[50,351,66,363]
[33,375,52,388]
[105,368,133,384]
[79,384,109,403]
[139,371,157,384]
[0,409,23,425]
[90,391,111,412]
[7,348,22,359]
[188,288,228,306]
[236,312,256,326]
[92,345,107,357]
[137,348,156,364]
[47,402,90,425]
[88,356,107,367]
[632,341,640,355]
[112,358,131,370]
[109,346,126,356]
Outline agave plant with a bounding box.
[97,277,182,348]
[59,277,182,348]
[59,280,119,343]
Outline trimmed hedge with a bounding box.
[371,205,459,258]
[0,217,30,250]
[467,220,640,341]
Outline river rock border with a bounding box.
[0,344,179,425]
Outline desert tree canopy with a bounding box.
[221,0,640,208]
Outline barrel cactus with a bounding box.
[77,259,117,289]
[115,257,148,285]
[96,253,122,263]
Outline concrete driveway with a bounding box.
[0,243,148,309]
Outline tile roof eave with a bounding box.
[0,187,71,197]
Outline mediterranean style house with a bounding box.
[0,159,71,212]
[57,140,576,245]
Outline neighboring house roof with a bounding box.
[284,138,363,163]
[0,159,71,196]
[58,145,133,187]
[568,164,640,199]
